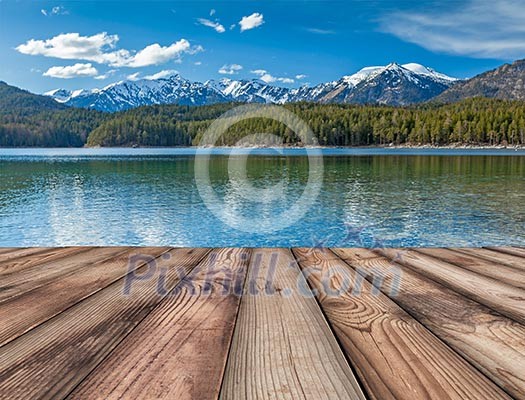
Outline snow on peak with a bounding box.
[402,63,457,82]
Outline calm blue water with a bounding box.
[1,148,524,247]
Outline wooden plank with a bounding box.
[334,248,525,399]
[220,248,365,400]
[0,247,168,347]
[0,247,209,400]
[0,246,91,276]
[484,246,525,259]
[68,248,247,400]
[377,248,525,325]
[0,247,54,262]
[0,248,19,255]
[453,248,525,271]
[292,248,511,400]
[0,246,129,303]
[413,248,525,290]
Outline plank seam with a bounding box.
[0,248,172,351]
[290,248,370,400]
[216,247,253,400]
[62,247,213,400]
[371,248,525,325]
[335,249,519,399]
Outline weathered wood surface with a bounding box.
[0,246,128,303]
[454,247,525,271]
[293,247,512,400]
[333,248,525,399]
[0,247,523,400]
[69,248,248,400]
[485,246,525,259]
[0,247,168,347]
[0,248,208,399]
[0,247,89,277]
[414,247,525,289]
[220,248,365,400]
[377,248,525,325]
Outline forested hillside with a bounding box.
[1,79,524,147]
[0,82,107,146]
[87,98,525,147]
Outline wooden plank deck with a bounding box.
[0,247,523,400]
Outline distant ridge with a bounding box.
[44,63,458,112]
[435,59,525,103]
[0,81,66,116]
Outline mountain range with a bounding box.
[435,59,525,103]
[45,62,458,112]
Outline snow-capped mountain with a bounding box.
[304,63,458,105]
[45,63,458,112]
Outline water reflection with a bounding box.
[0,153,524,247]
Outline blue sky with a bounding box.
[1,0,523,93]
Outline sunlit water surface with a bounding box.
[1,148,524,247]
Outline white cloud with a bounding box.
[94,69,117,80]
[43,63,98,79]
[197,18,225,33]
[144,69,178,80]
[295,74,307,80]
[219,64,243,75]
[123,40,193,67]
[41,6,68,16]
[127,72,141,81]
[210,9,216,16]
[194,61,202,65]
[251,69,294,84]
[380,0,525,59]
[306,28,335,35]
[16,32,201,68]
[239,13,264,32]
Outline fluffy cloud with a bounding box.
[380,0,525,59]
[16,32,200,68]
[43,63,98,79]
[219,64,243,75]
[251,69,294,84]
[239,13,264,32]
[124,40,193,67]
[144,69,178,80]
[210,9,216,16]
[197,18,225,33]
[295,74,307,80]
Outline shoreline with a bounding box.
[1,143,524,150]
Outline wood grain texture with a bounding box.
[453,248,525,271]
[292,247,511,400]
[0,247,54,262]
[68,248,246,400]
[0,247,89,277]
[0,246,128,303]
[0,247,167,347]
[377,248,525,325]
[484,246,525,258]
[333,248,525,399]
[0,248,208,400]
[220,248,365,400]
[413,247,525,289]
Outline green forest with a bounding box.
[2,94,525,147]
[84,98,525,147]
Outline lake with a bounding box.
[1,148,524,247]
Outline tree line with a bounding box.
[1,97,525,147]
